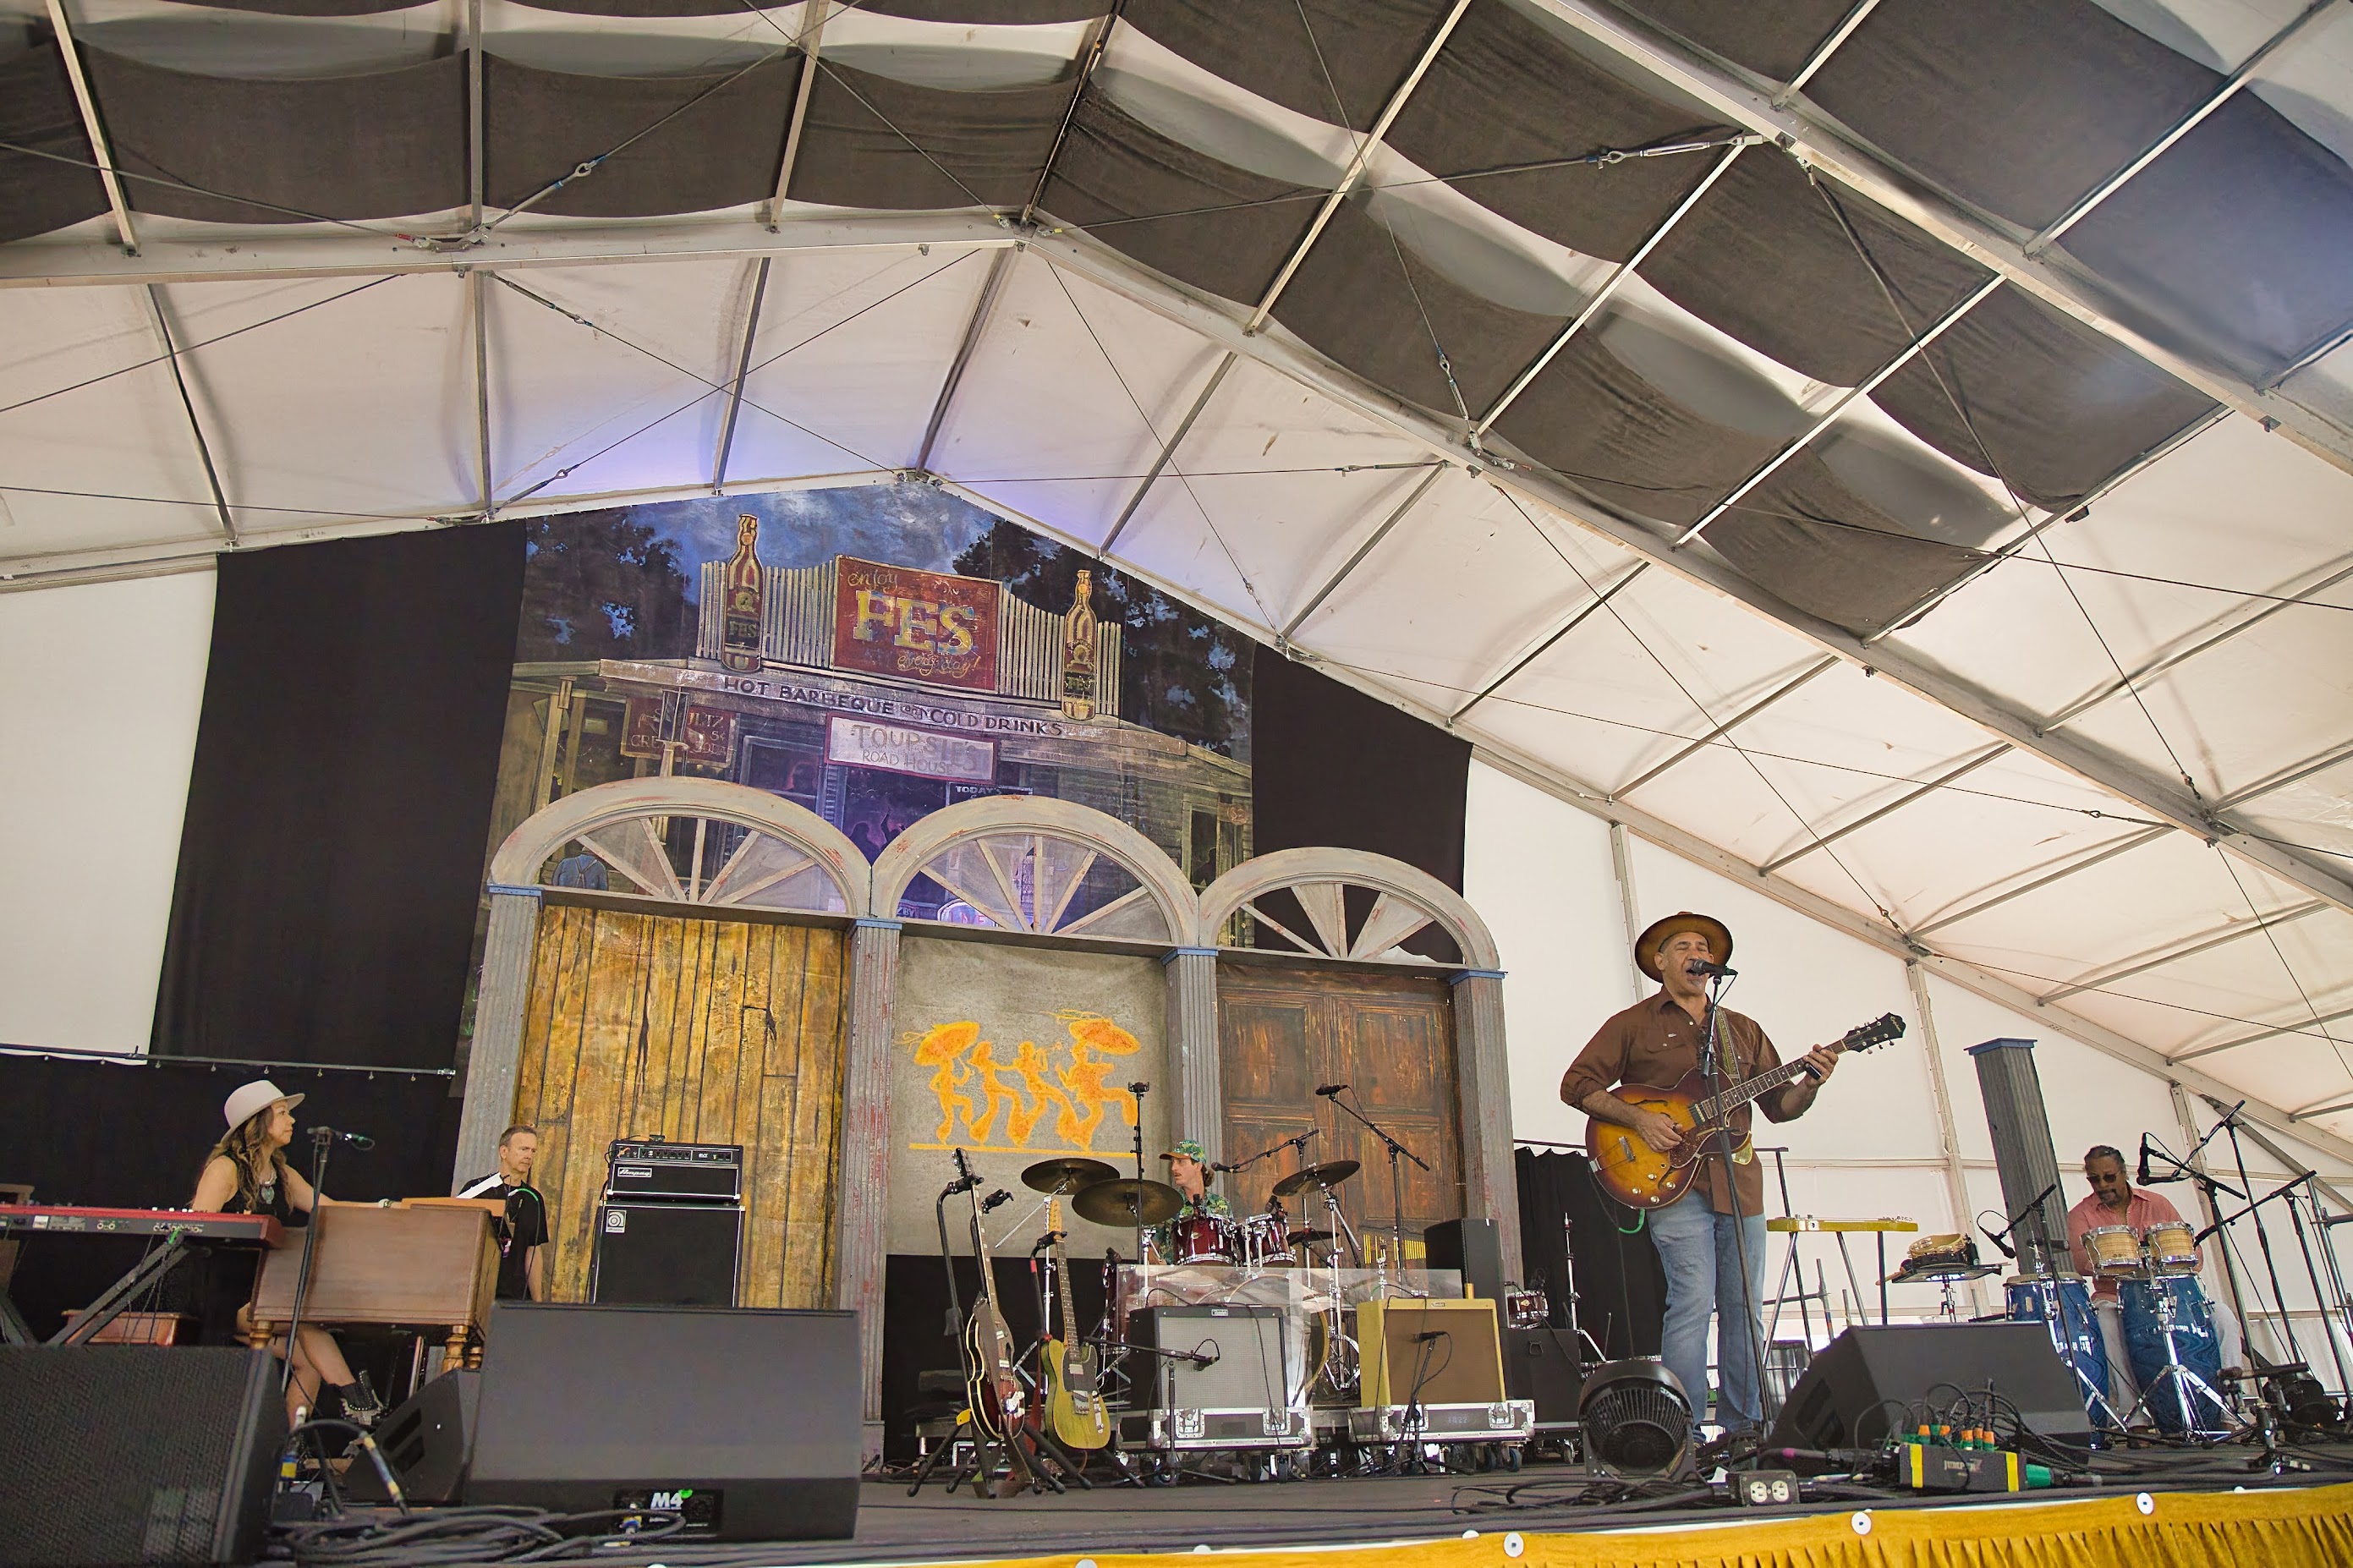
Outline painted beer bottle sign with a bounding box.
[1061,569,1099,721]
[721,513,765,673]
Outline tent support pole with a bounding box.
[471,268,493,519]
[1906,960,1988,1315]
[913,246,1016,474]
[1758,744,2010,875]
[1773,0,1881,107]
[2219,739,2353,810]
[1908,827,2172,939]
[466,0,484,230]
[1448,562,1647,721]
[2039,903,2329,1003]
[1611,656,1837,798]
[765,6,829,228]
[1280,463,1446,639]
[44,0,136,255]
[1607,820,1647,1004]
[1096,352,1234,556]
[140,285,235,544]
[712,256,771,491]
[2176,1003,2353,1065]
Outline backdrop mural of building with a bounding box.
[482,481,1253,920]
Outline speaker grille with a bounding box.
[0,1347,279,1566]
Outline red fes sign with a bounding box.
[832,556,1001,692]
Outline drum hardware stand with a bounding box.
[2276,1176,2353,1397]
[1987,1187,2126,1434]
[1322,1088,1429,1298]
[2122,1275,2235,1439]
[1308,1182,1362,1399]
[1551,1214,1608,1366]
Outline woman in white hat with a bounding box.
[192,1079,381,1427]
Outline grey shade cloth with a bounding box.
[1709,451,1983,639]
[1617,0,1858,82]
[2063,91,2353,386]
[0,43,107,244]
[864,0,1111,18]
[1639,149,1992,388]
[485,54,798,217]
[85,49,465,224]
[1806,0,2219,231]
[1121,0,1452,133]
[499,0,780,14]
[1385,0,1731,264]
[1871,285,2219,513]
[165,0,436,14]
[1272,195,1565,420]
[1493,332,1780,530]
[1039,94,1322,305]
[787,60,1069,211]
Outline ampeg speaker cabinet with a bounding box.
[1766,1324,2089,1449]
[343,1371,479,1506]
[590,1200,741,1306]
[0,1346,283,1567]
[1358,1297,1506,1408]
[1120,1305,1308,1451]
[605,1140,743,1203]
[466,1302,860,1540]
[1423,1218,1506,1304]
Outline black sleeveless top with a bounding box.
[192,1159,306,1345]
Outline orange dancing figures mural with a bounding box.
[909,1020,979,1143]
[902,1010,1144,1154]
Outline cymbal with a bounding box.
[1022,1156,1120,1195]
[1270,1160,1361,1198]
[1072,1178,1183,1227]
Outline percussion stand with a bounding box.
[2145,1132,2257,1380]
[2279,1176,2353,1397]
[2123,1269,2234,1440]
[1310,1181,1361,1398]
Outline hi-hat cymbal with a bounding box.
[1072,1177,1183,1227]
[1270,1160,1361,1198]
[1022,1156,1120,1195]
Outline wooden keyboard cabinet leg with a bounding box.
[443,1327,468,1375]
[248,1319,275,1352]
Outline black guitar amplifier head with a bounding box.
[604,1140,743,1203]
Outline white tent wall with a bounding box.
[0,568,212,1055]
[1467,756,2353,1357]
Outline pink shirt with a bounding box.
[2066,1187,2192,1299]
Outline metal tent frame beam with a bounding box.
[913,245,1016,474]
[2040,902,2330,1004]
[1757,743,2009,875]
[2176,1002,2353,1066]
[2219,739,2353,811]
[1448,561,1648,722]
[711,256,772,490]
[1610,656,1837,798]
[1096,352,1236,557]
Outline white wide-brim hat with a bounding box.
[223,1078,304,1130]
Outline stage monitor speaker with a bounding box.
[590,1200,740,1307]
[0,1346,283,1567]
[1423,1218,1506,1303]
[1358,1297,1506,1408]
[343,1370,478,1507]
[1502,1325,1583,1424]
[465,1302,859,1541]
[1765,1324,2089,1449]
[1128,1305,1292,1412]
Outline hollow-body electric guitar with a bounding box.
[1039,1197,1111,1451]
[1586,1013,1906,1209]
[957,1151,1030,1462]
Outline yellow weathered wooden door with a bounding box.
[510,901,847,1308]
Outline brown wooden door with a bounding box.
[511,902,847,1309]
[1216,962,1463,1247]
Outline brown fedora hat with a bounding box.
[1633,912,1732,982]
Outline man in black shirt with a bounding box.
[459,1125,551,1302]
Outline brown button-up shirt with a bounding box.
[1560,993,1794,1216]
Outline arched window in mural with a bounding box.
[1198,849,1499,970]
[874,797,1197,945]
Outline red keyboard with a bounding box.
[0,1205,283,1247]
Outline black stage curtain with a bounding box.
[1249,649,1469,889]
[151,526,527,1069]
[880,1251,1111,1464]
[0,1053,458,1340]
[1517,1146,1666,1361]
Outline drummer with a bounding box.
[2065,1143,2241,1410]
[1147,1139,1231,1261]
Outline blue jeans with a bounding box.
[1648,1191,1769,1434]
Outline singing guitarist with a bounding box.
[1559,912,1840,1444]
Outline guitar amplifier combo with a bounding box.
[1352,1297,1531,1445]
[1118,1305,1310,1452]
[605,1140,743,1203]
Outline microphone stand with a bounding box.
[1698,971,1771,1439]
[1324,1089,1429,1295]
[280,1127,335,1402]
[2142,1129,2257,1378]
[1219,1130,1316,1174]
[1127,1081,1150,1272]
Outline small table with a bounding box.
[1767,1216,1919,1329]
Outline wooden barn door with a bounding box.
[1217,962,1464,1244]
[510,901,847,1308]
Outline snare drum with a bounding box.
[2086,1224,2145,1278]
[1235,1213,1292,1269]
[1171,1213,1236,1265]
[2142,1220,2200,1275]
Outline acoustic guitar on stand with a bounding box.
[1586,1013,1906,1209]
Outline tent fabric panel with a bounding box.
[2062,90,2353,385]
[785,61,1067,211]
[1383,0,1731,265]
[1706,449,1983,639]
[1869,284,2219,512]
[1804,0,2221,230]
[1038,94,1323,306]
[1613,0,1858,83]
[496,0,786,14]
[485,53,798,217]
[167,0,437,14]
[82,49,466,225]
[859,1,1110,19]
[1270,198,1566,421]
[1491,332,1780,529]
[0,44,109,245]
[1637,149,1994,390]
[1118,0,1452,134]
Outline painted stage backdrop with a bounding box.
[886,937,1169,1256]
[481,481,1254,913]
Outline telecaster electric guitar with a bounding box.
[1586,1013,1906,1209]
[1039,1197,1111,1451]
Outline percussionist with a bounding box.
[2067,1143,2242,1413]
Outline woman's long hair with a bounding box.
[206,1110,287,1211]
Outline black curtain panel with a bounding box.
[1516,1146,1666,1361]
[151,525,527,1071]
[0,1053,459,1340]
[880,1251,1111,1463]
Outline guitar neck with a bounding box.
[1694,1052,1825,1122]
[1050,1201,1078,1335]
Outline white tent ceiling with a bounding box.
[4,0,2353,1158]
